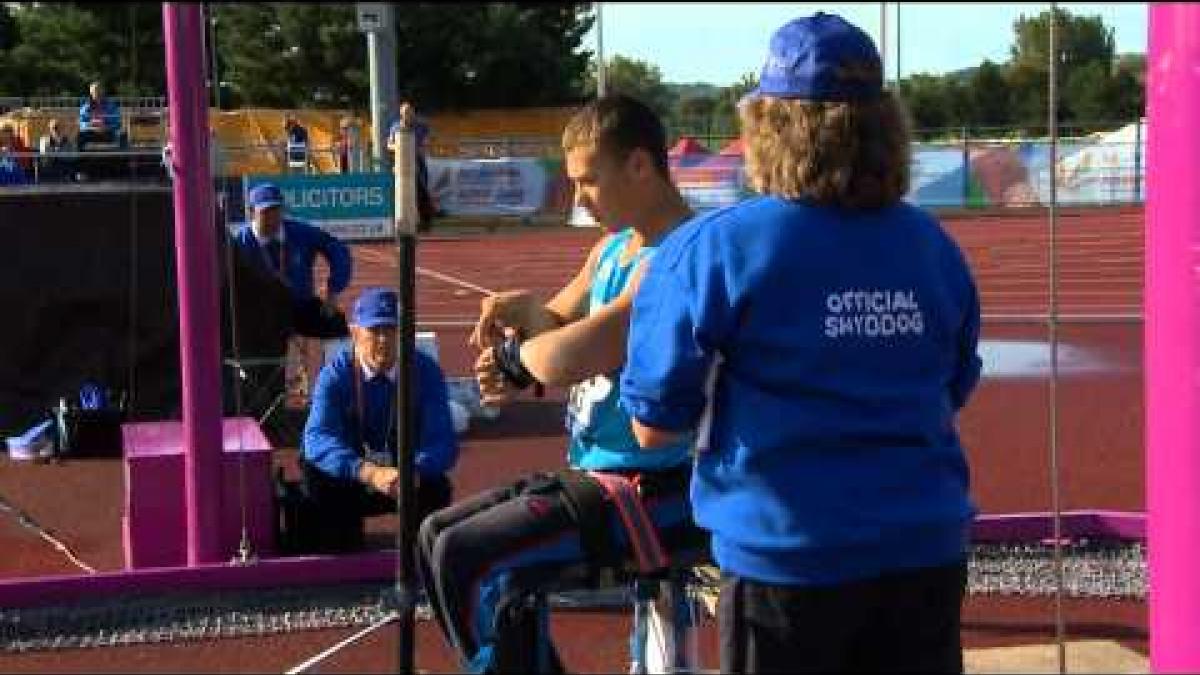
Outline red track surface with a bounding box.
[0,206,1147,671]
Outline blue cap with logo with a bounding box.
[353,287,399,328]
[247,182,284,210]
[743,12,882,104]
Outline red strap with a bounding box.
[586,471,670,575]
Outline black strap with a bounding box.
[493,334,538,390]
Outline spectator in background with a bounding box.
[284,115,310,173]
[0,124,34,175]
[387,101,434,231]
[334,116,358,174]
[38,118,75,182]
[0,125,31,186]
[78,81,124,152]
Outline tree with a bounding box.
[1064,61,1119,130]
[1112,54,1145,121]
[584,54,675,119]
[1008,6,1119,129]
[0,3,16,53]
[1011,7,1115,82]
[714,71,757,117]
[0,4,17,95]
[212,3,295,108]
[1004,61,1050,132]
[213,3,593,110]
[965,60,1010,130]
[898,74,953,135]
[2,2,164,98]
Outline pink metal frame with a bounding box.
[1146,4,1200,670]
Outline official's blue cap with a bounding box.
[352,287,399,328]
[247,183,284,210]
[742,13,882,104]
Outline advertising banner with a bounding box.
[242,173,394,241]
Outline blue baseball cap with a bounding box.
[743,13,882,104]
[247,182,284,210]
[353,287,399,328]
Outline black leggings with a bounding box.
[418,465,708,673]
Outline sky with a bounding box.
[584,3,1149,87]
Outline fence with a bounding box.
[2,119,1149,215]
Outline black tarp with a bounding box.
[0,183,293,440]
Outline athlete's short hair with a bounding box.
[562,94,670,179]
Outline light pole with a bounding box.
[596,2,606,97]
[205,3,220,109]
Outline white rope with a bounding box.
[216,166,255,566]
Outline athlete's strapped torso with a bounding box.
[566,228,692,471]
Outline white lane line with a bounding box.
[415,266,498,297]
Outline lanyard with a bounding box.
[351,347,397,457]
[258,232,289,287]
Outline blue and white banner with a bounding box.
[242,173,394,241]
[426,158,550,217]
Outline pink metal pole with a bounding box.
[1146,4,1200,671]
[162,3,224,565]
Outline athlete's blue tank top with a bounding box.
[566,229,693,471]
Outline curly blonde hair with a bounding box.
[738,91,912,210]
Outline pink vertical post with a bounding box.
[162,3,224,565]
[1147,4,1200,671]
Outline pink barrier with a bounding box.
[0,550,396,610]
[970,511,1145,542]
[1146,4,1200,670]
[122,418,277,569]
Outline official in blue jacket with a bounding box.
[233,182,354,338]
[77,81,125,151]
[301,287,458,552]
[620,13,983,674]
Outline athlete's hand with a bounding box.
[469,290,553,351]
[474,344,517,407]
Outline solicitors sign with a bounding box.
[242,173,394,241]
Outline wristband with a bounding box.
[493,334,539,390]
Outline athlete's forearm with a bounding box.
[520,301,629,386]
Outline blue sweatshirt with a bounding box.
[233,217,353,302]
[620,195,982,585]
[79,98,121,131]
[303,345,459,481]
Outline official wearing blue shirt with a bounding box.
[77,81,124,152]
[620,13,983,674]
[233,182,354,338]
[301,287,458,553]
[386,101,435,231]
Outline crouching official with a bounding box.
[298,287,458,553]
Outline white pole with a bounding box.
[597,2,606,97]
[879,3,888,87]
[1046,4,1067,674]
